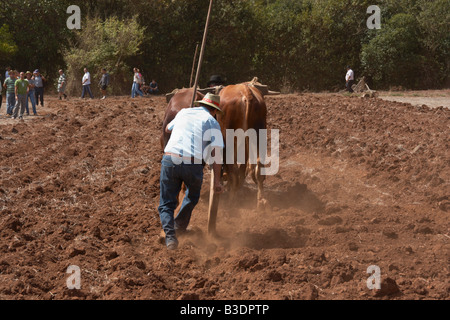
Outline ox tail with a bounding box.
[242,85,253,131]
[242,85,254,179]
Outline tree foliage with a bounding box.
[64,16,145,95]
[361,13,423,88]
[0,0,73,78]
[0,24,18,62]
[0,0,448,92]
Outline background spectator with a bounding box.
[99,68,110,100]
[3,70,16,116]
[81,67,94,99]
[25,71,37,115]
[12,72,29,119]
[148,79,159,94]
[33,69,46,107]
[131,67,144,98]
[58,69,67,100]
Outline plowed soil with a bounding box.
[0,93,448,300]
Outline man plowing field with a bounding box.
[158,93,225,250]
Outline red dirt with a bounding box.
[0,93,448,300]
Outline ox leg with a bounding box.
[255,162,267,210]
[224,165,240,208]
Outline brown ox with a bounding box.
[208,83,267,234]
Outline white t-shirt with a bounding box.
[345,69,354,81]
[165,107,224,163]
[82,72,91,85]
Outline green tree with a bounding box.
[0,24,18,64]
[0,0,73,78]
[64,16,145,95]
[361,13,423,88]
[417,0,450,87]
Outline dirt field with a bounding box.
[0,92,448,300]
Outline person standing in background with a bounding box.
[58,69,67,100]
[99,68,110,100]
[5,67,11,79]
[25,71,37,115]
[3,70,16,116]
[81,67,94,99]
[345,66,354,93]
[12,72,29,120]
[131,67,144,98]
[33,69,46,107]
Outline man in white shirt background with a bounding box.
[345,66,354,93]
[81,67,94,99]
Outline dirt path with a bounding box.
[378,89,450,109]
[0,93,448,300]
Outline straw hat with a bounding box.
[194,92,223,113]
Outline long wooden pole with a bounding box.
[190,0,214,108]
[189,43,199,88]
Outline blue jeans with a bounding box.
[6,93,15,115]
[27,90,37,114]
[81,85,94,98]
[131,82,143,98]
[158,155,204,246]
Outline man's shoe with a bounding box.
[167,242,178,250]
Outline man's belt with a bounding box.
[164,153,204,164]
